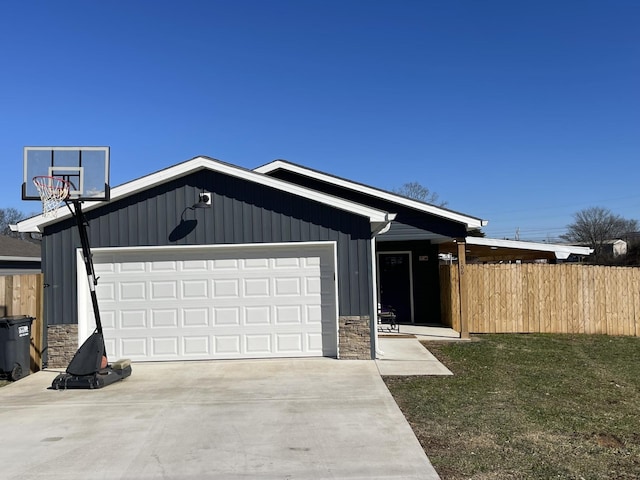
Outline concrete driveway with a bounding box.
[0,359,440,480]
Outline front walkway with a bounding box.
[375,325,462,376]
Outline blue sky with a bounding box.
[1,1,638,241]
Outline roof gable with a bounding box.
[14,156,394,234]
[255,160,487,230]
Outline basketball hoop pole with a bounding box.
[26,147,132,389]
[71,200,103,335]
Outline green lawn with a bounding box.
[384,334,640,479]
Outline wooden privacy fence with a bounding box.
[0,274,44,372]
[441,264,640,337]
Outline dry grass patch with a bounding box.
[384,334,640,479]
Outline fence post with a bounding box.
[457,239,470,339]
[30,274,44,372]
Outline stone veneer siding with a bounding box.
[338,315,371,360]
[46,324,78,369]
[46,319,373,365]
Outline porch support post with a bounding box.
[457,239,470,339]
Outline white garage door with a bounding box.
[78,243,338,361]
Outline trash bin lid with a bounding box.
[0,315,34,326]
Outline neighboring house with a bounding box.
[0,235,41,274]
[13,156,591,367]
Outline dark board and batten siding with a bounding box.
[263,170,469,239]
[43,170,374,326]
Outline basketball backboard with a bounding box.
[22,146,110,201]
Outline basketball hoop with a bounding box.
[33,176,71,218]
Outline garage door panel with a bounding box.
[245,306,271,325]
[306,276,321,295]
[150,281,178,300]
[151,337,178,357]
[308,332,323,351]
[87,244,338,361]
[94,262,115,274]
[150,260,178,272]
[96,282,116,301]
[213,258,240,269]
[152,310,179,328]
[244,278,270,296]
[183,308,209,327]
[213,279,239,298]
[243,258,268,269]
[215,335,241,355]
[274,277,301,296]
[213,307,240,326]
[122,337,148,357]
[183,280,209,298]
[245,334,271,354]
[104,337,117,357]
[183,336,209,356]
[277,333,302,352]
[182,259,209,271]
[101,310,116,330]
[120,310,146,328]
[274,305,302,324]
[121,282,146,301]
[119,261,145,273]
[307,304,322,323]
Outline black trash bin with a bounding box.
[0,315,34,381]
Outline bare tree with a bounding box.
[392,182,448,207]
[560,207,638,258]
[0,208,30,237]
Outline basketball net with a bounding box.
[33,176,71,218]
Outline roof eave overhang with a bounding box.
[255,160,488,230]
[14,156,393,235]
[439,236,594,261]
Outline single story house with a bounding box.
[0,235,41,274]
[14,156,590,367]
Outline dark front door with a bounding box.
[378,252,412,324]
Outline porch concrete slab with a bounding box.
[0,359,440,480]
[393,325,462,340]
[376,337,453,376]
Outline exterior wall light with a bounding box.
[192,192,212,209]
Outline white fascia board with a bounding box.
[11,216,54,233]
[15,156,393,234]
[255,160,488,230]
[465,237,594,260]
